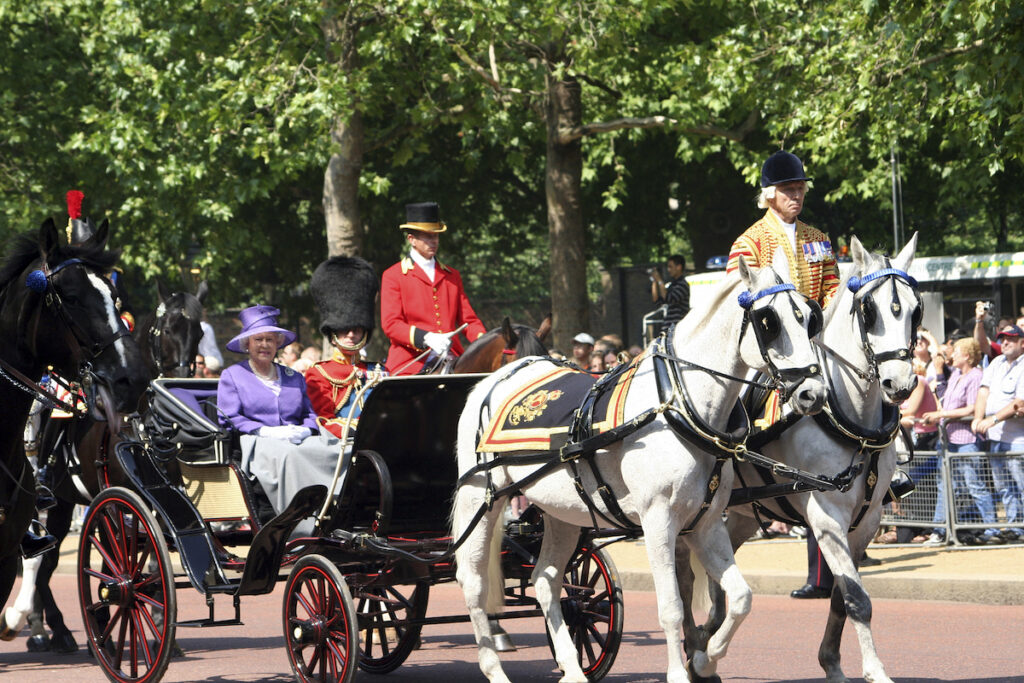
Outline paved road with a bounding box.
[2,574,1022,682]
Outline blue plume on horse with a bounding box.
[737,290,755,309]
[26,269,48,293]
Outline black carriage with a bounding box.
[77,374,625,683]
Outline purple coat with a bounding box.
[217,362,318,434]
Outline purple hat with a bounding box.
[226,305,296,353]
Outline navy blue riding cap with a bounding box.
[760,150,811,188]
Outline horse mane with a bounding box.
[511,324,547,357]
[0,229,120,292]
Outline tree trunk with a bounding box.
[323,112,364,257]
[545,74,587,351]
[322,9,363,258]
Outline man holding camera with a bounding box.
[649,254,689,333]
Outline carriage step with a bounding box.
[175,618,243,628]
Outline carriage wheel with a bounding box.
[355,582,429,674]
[284,554,359,683]
[546,545,624,682]
[77,487,176,683]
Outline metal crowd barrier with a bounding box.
[881,420,1024,546]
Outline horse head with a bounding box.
[145,279,208,378]
[13,217,150,412]
[832,234,919,403]
[734,256,826,416]
[451,316,549,373]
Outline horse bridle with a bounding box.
[27,258,130,363]
[737,281,822,402]
[845,262,921,383]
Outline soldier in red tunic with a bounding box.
[381,202,487,375]
[306,257,386,439]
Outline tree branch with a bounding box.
[883,37,986,82]
[556,109,759,144]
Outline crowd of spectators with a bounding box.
[885,301,1024,546]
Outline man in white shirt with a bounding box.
[973,324,1024,541]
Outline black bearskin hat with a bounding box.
[310,256,378,342]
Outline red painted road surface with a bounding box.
[2,574,1022,682]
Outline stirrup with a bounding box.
[36,485,57,512]
[883,470,915,505]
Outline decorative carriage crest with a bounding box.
[508,389,564,425]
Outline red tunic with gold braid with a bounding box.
[727,210,839,427]
[305,353,385,438]
[726,210,839,307]
[381,256,487,375]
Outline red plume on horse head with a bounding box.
[66,189,84,220]
[64,189,99,246]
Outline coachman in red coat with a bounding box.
[381,202,486,375]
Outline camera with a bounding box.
[984,301,994,312]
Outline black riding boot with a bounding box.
[21,530,58,559]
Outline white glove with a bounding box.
[423,331,452,356]
[287,426,312,444]
[258,425,292,440]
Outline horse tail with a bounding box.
[690,552,712,615]
[485,512,505,614]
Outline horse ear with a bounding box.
[90,219,110,250]
[156,278,171,303]
[39,217,60,256]
[536,314,552,343]
[501,317,517,347]
[893,232,918,271]
[849,235,869,270]
[195,280,209,303]
[736,255,754,288]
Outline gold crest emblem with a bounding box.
[509,389,564,425]
[709,474,720,492]
[867,471,877,488]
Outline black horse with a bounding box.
[136,279,208,378]
[19,280,208,653]
[0,218,149,617]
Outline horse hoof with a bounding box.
[26,634,51,652]
[50,632,78,654]
[686,658,722,683]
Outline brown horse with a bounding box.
[436,315,551,374]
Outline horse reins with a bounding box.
[735,264,919,530]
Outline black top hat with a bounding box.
[310,257,378,342]
[760,151,811,187]
[399,202,447,233]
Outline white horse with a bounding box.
[678,235,920,683]
[452,258,828,683]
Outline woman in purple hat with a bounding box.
[217,305,318,439]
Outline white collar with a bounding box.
[409,249,436,280]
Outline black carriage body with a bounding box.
[86,373,623,683]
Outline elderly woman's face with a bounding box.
[247,332,280,363]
